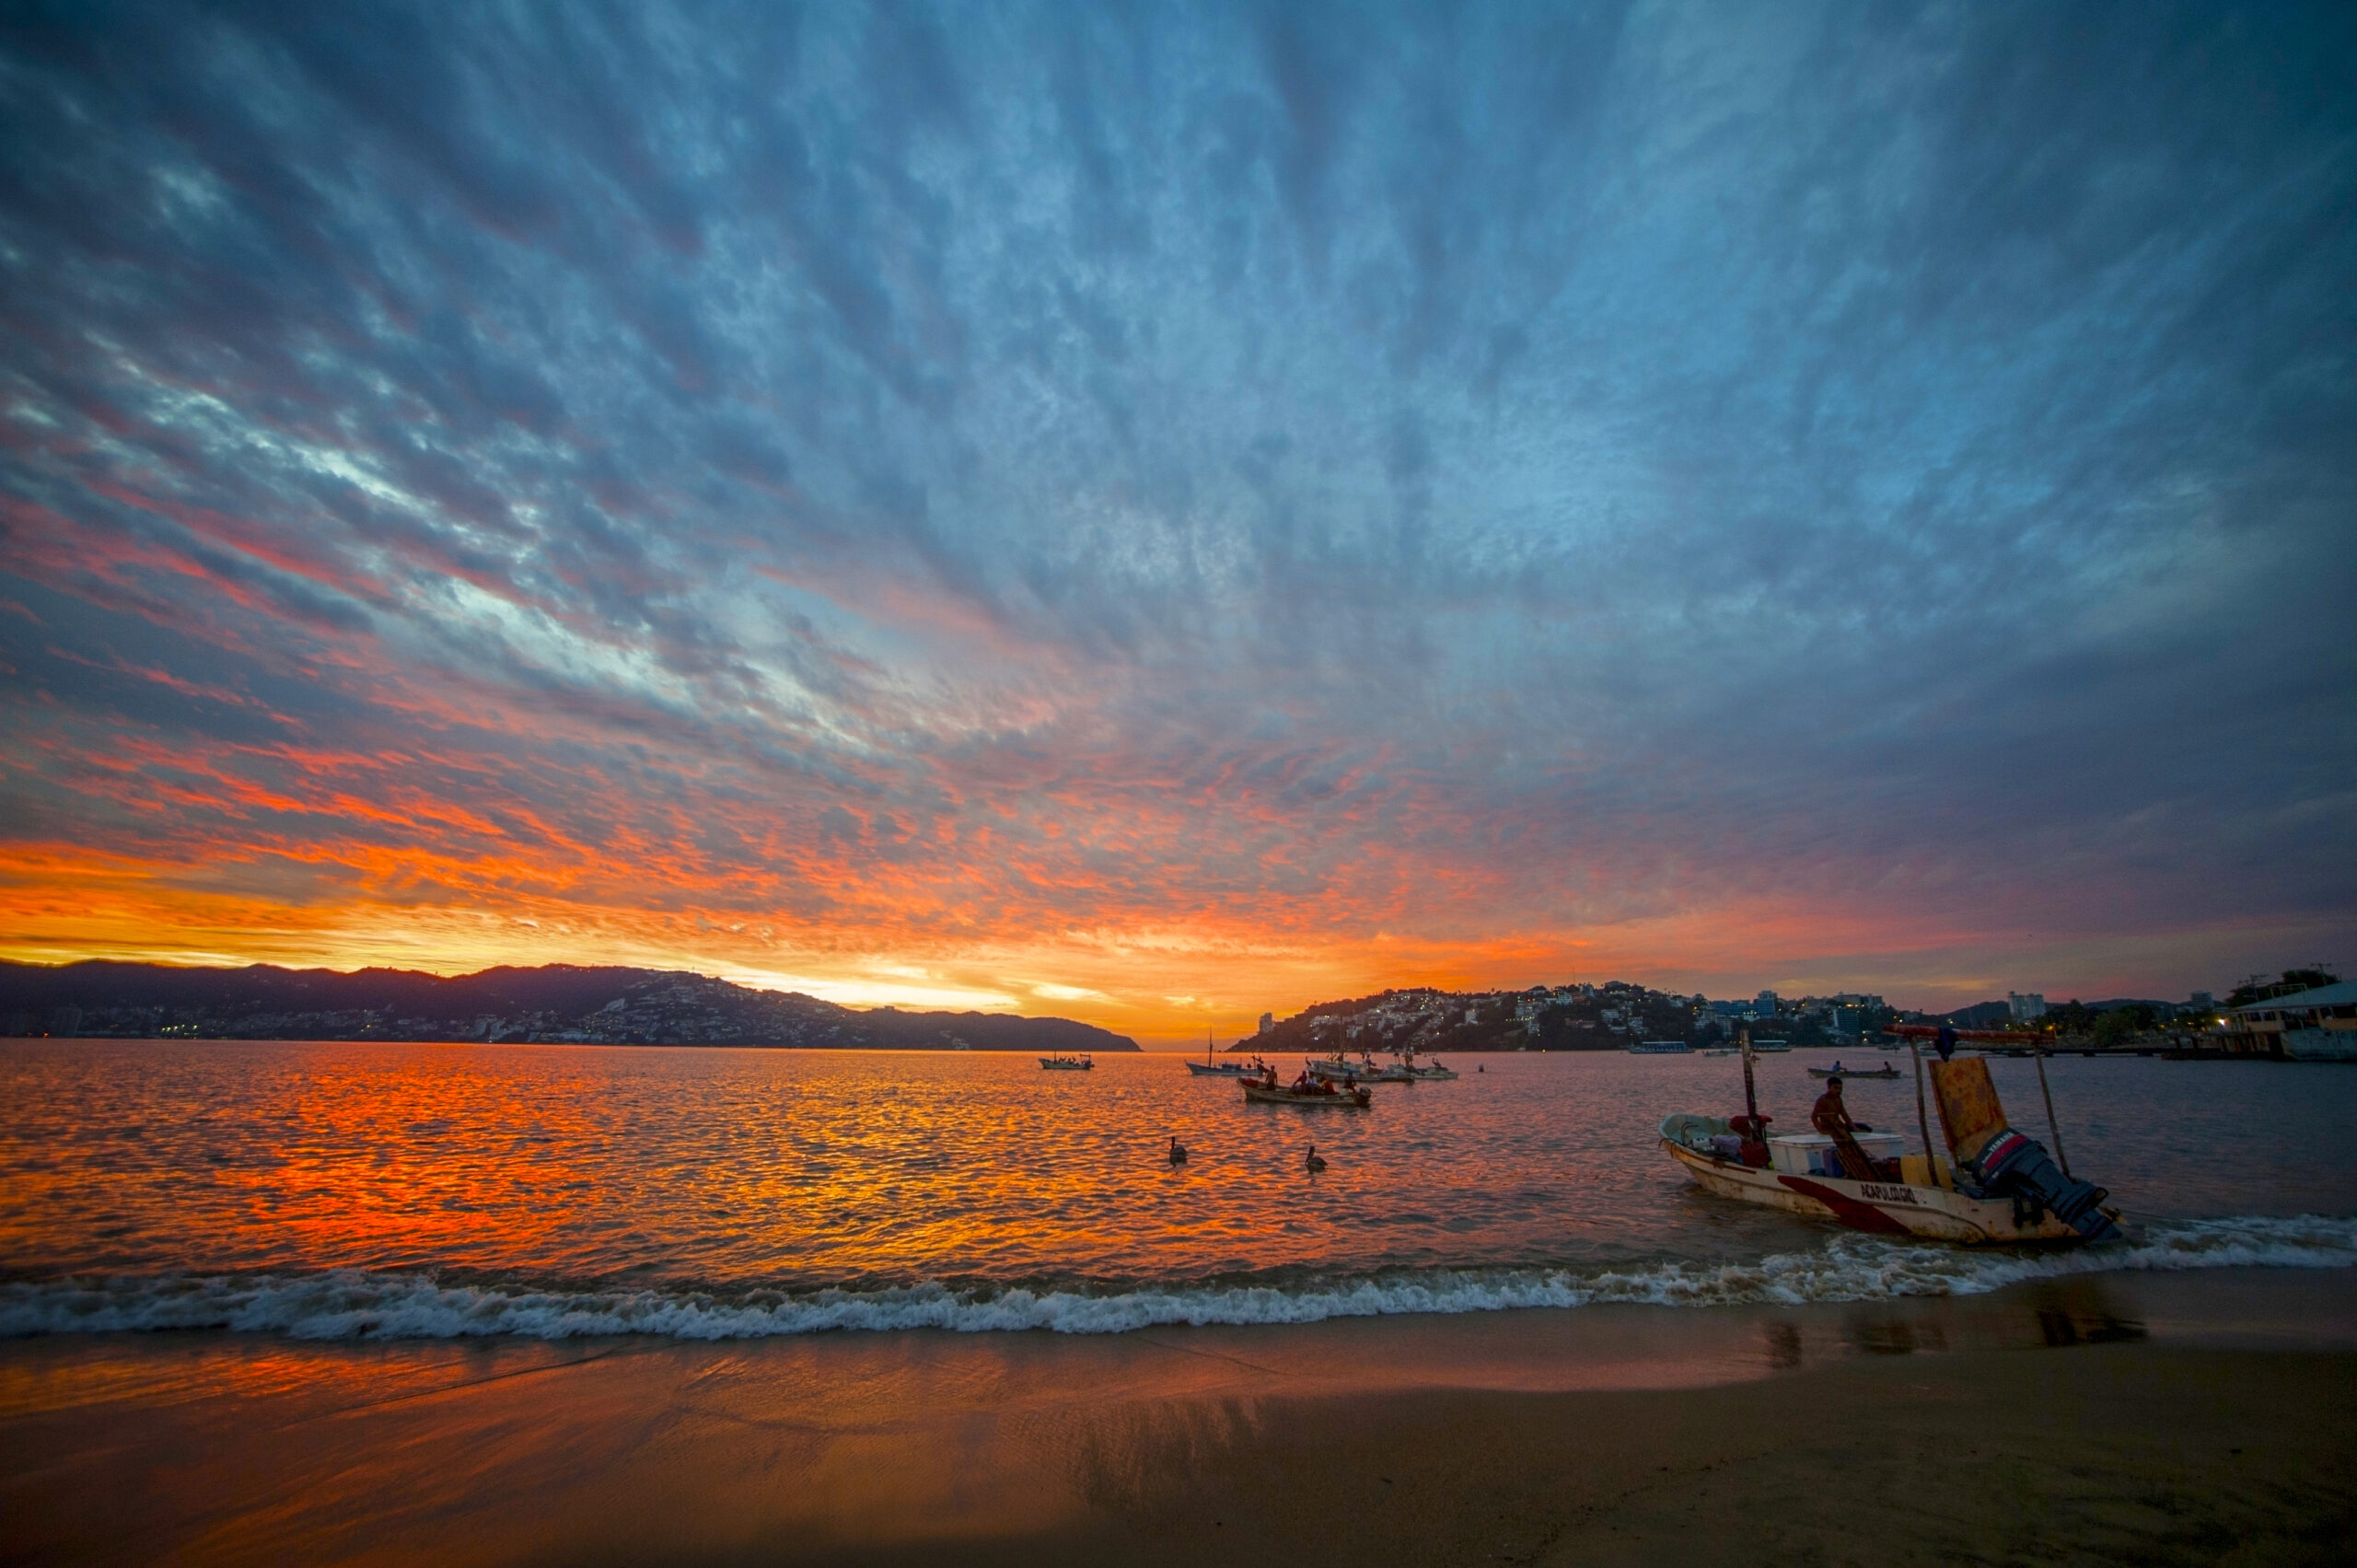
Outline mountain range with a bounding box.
[0,961,1138,1052]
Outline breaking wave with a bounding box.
[6,1214,2351,1342]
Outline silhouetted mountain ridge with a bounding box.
[0,961,1138,1051]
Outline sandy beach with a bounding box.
[4,1266,2352,1565]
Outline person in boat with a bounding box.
[1808,1075,1880,1180]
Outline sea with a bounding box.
[2,1041,2351,1341]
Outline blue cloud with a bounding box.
[1,0,2351,991]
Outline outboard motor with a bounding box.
[1969,1129,2119,1241]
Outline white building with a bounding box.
[2225,981,2357,1060]
[2008,993,2048,1022]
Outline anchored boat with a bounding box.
[1185,1029,1262,1076]
[1039,1052,1094,1071]
[1306,1051,1381,1083]
[1659,1034,2120,1246]
[1242,1066,1373,1109]
[1806,1063,1899,1079]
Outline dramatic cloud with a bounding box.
[3,1,2351,1034]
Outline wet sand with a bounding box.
[3,1268,2352,1565]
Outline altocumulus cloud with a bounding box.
[0,0,2351,1028]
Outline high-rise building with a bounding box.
[1754,991,1778,1016]
[2008,993,2047,1021]
[1257,1012,1274,1035]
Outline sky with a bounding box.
[1,1,2351,1042]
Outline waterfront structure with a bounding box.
[2223,981,2357,1060]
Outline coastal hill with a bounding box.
[1245,983,2215,1056]
[0,961,1139,1053]
[1244,981,1752,1055]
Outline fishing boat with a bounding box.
[1184,1029,1261,1076]
[1241,1068,1373,1109]
[1658,1034,2120,1245]
[1306,1050,1381,1083]
[1626,1040,1690,1054]
[1039,1052,1094,1071]
[1392,1049,1457,1081]
[1807,1063,1899,1079]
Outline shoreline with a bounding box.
[4,1266,2351,1564]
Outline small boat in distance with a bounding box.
[1039,1051,1094,1071]
[1627,1040,1690,1054]
[1808,1063,1899,1079]
[1185,1028,1260,1076]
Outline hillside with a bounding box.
[1245,981,1724,1056]
[0,961,1138,1052]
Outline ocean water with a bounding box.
[2,1041,2351,1339]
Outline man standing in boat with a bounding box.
[1809,1075,1880,1180]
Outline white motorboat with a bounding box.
[1306,1051,1381,1083]
[1391,1050,1457,1080]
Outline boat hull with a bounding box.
[1306,1059,1372,1083]
[1660,1139,2094,1245]
[1807,1067,1899,1079]
[1243,1085,1372,1109]
[1185,1062,1254,1076]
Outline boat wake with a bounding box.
[5,1214,2351,1342]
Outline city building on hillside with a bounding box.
[1755,991,1778,1016]
[2223,981,2357,1061]
[1257,1012,1273,1035]
[2010,993,2048,1022]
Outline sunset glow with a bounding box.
[4,4,2351,1040]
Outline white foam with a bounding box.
[5,1214,2351,1342]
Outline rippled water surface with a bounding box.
[3,1041,2352,1337]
